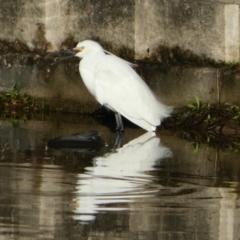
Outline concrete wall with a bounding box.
[0,0,239,63]
[136,0,240,63]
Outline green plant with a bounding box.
[6,89,19,98]
[204,114,212,124]
[227,61,238,67]
[227,104,240,121]
[31,99,35,107]
[0,93,6,100]
[230,141,240,153]
[23,95,30,102]
[189,141,199,153]
[11,118,18,127]
[22,115,28,121]
[39,100,46,111]
[187,96,201,110]
[187,96,211,111]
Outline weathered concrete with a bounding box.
[0,0,240,63]
[135,0,240,63]
[140,65,219,107]
[220,69,240,104]
[0,0,135,54]
[0,55,239,110]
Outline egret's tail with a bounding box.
[159,104,173,121]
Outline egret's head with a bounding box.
[49,40,104,65]
[74,40,103,59]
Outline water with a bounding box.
[0,115,239,240]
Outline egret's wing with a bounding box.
[94,55,163,125]
[95,71,140,119]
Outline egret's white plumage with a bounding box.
[74,40,172,132]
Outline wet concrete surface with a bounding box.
[0,115,240,239]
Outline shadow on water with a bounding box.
[0,115,240,239]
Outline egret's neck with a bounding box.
[79,50,105,96]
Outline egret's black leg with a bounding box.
[114,112,124,132]
[113,131,124,150]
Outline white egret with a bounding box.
[70,40,172,132]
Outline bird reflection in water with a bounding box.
[71,132,172,222]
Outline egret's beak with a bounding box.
[47,48,77,56]
[73,46,84,52]
[49,48,80,65]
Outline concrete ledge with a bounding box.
[0,55,239,110]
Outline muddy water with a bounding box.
[0,115,239,240]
